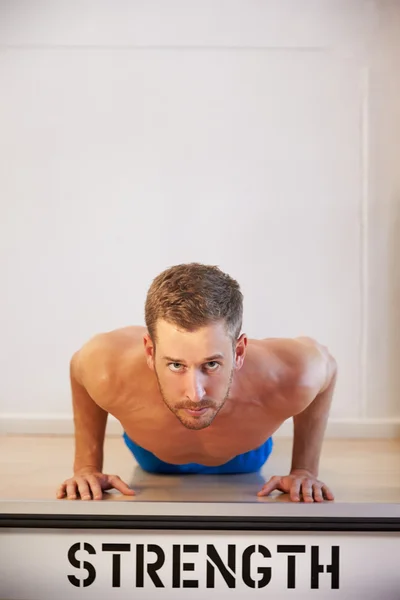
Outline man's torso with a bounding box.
[72,326,329,466]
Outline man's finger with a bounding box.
[86,475,104,501]
[289,479,302,502]
[108,475,135,496]
[257,476,281,497]
[301,479,314,503]
[75,477,92,501]
[56,484,66,499]
[322,485,335,501]
[66,482,78,500]
[313,484,324,503]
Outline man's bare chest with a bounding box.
[109,391,281,466]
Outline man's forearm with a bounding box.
[73,405,108,473]
[290,367,337,477]
[70,363,109,473]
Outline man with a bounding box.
[57,263,337,503]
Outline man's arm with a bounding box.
[258,339,337,502]
[56,351,134,500]
[290,352,337,478]
[70,353,108,474]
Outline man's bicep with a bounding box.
[70,351,82,383]
[321,352,338,393]
[311,341,337,393]
[69,352,97,407]
[295,337,337,395]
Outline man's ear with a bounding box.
[143,334,155,370]
[234,333,248,369]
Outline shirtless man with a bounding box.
[57,263,337,503]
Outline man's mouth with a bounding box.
[183,407,210,416]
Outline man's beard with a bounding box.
[154,368,234,430]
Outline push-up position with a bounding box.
[57,263,337,503]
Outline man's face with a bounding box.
[144,319,247,430]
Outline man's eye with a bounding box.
[206,361,220,370]
[168,363,183,372]
[168,362,220,372]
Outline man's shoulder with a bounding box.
[70,325,146,387]
[254,335,337,394]
[287,336,336,390]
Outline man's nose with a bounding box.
[184,370,206,402]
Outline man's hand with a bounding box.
[56,469,135,500]
[257,469,334,503]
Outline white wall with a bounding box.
[0,0,399,437]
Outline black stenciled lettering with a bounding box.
[311,546,340,589]
[102,544,130,587]
[173,545,199,588]
[206,544,236,588]
[277,545,306,588]
[67,542,96,588]
[242,545,271,589]
[146,544,165,587]
[136,544,144,587]
[172,545,180,588]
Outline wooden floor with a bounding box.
[1,434,400,504]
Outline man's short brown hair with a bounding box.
[145,263,243,343]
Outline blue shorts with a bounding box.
[122,432,273,475]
